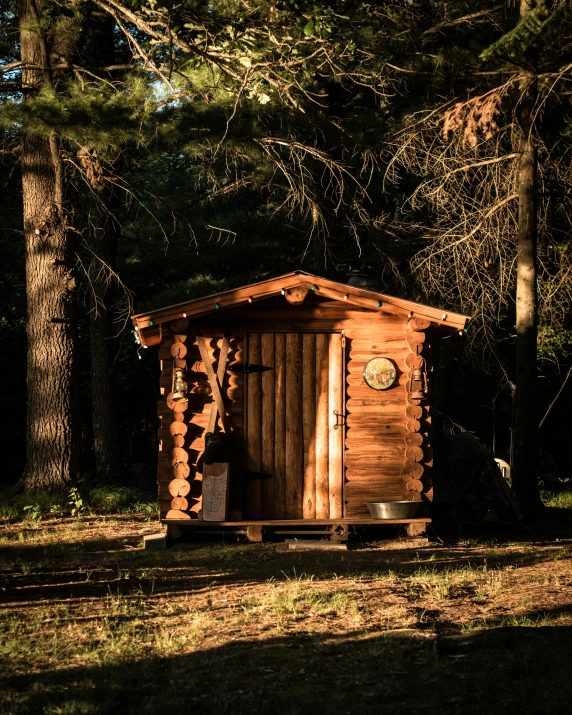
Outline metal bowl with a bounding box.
[367,501,420,519]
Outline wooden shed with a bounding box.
[131,271,469,540]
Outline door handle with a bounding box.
[333,410,345,430]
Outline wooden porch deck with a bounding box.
[163,517,431,541]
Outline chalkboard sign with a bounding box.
[202,462,230,521]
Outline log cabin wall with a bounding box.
[157,319,245,520]
[343,314,432,517]
[155,293,433,521]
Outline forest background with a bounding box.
[1,0,572,511]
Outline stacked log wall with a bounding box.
[157,318,244,520]
[401,318,433,502]
[343,314,410,518]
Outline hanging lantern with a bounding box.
[408,361,429,400]
[172,367,189,403]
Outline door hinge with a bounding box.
[228,362,273,374]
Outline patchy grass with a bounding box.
[542,489,572,509]
[0,485,158,520]
[1,514,572,714]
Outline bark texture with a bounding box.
[511,0,542,511]
[19,0,80,489]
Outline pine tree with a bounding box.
[17,0,82,489]
[387,0,572,512]
[2,0,391,490]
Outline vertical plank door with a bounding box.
[245,334,262,518]
[260,334,275,519]
[245,332,344,520]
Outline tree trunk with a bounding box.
[89,189,123,479]
[511,0,543,512]
[85,12,123,480]
[19,0,80,490]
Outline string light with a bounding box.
[183,313,187,318]
[344,293,349,301]
[377,300,382,307]
[215,303,220,310]
[408,311,413,318]
[441,313,447,321]
[149,320,154,327]
[280,288,285,295]
[248,296,253,303]
[311,284,316,291]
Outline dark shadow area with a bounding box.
[2,625,572,714]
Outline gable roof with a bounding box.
[131,271,470,345]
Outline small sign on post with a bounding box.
[202,462,230,521]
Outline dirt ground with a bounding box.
[1,511,572,714]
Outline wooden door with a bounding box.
[245,332,344,520]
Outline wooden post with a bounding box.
[247,525,263,543]
[406,522,427,537]
[328,334,343,519]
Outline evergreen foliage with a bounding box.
[0,0,571,496]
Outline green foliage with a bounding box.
[480,1,571,64]
[88,486,157,513]
[538,325,572,361]
[67,487,86,518]
[0,487,65,519]
[2,0,572,491]
[22,504,42,523]
[0,484,157,517]
[541,489,572,508]
[0,78,154,149]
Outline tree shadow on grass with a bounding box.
[2,624,572,715]
[1,534,571,609]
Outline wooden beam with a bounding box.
[161,517,432,525]
[246,524,263,542]
[206,335,230,434]
[196,335,230,434]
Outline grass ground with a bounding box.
[1,508,572,715]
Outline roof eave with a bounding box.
[131,272,470,339]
